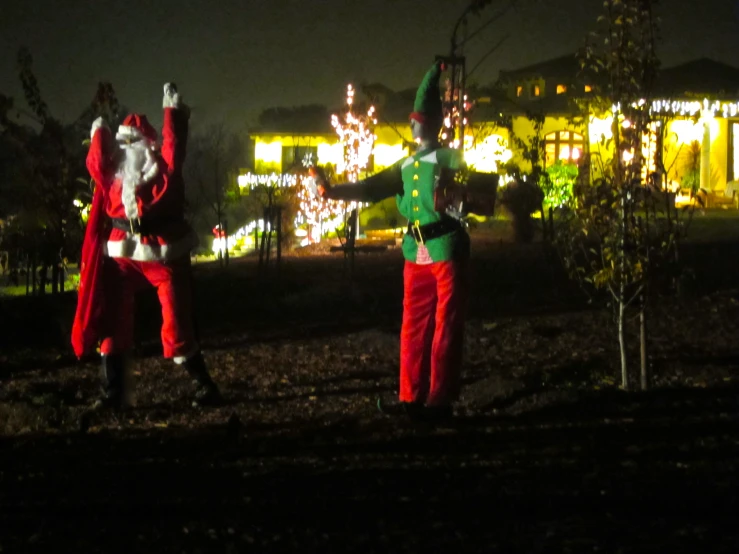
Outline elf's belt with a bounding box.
[110,216,182,235]
[406,218,462,244]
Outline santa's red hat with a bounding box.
[116,113,157,144]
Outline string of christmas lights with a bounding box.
[442,76,472,149]
[612,98,739,118]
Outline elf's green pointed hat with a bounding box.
[409,61,443,127]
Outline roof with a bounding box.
[362,85,415,124]
[249,104,335,135]
[655,58,739,97]
[498,54,581,82]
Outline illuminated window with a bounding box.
[556,84,567,95]
[584,84,593,93]
[532,84,541,97]
[516,85,523,97]
[282,145,317,171]
[544,131,584,166]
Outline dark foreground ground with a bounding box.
[2,236,739,552]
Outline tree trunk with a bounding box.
[223,218,229,267]
[32,254,37,295]
[548,207,554,240]
[25,255,30,296]
[40,263,48,295]
[618,298,628,390]
[217,211,224,268]
[618,183,628,391]
[275,208,281,268]
[51,261,59,295]
[265,209,272,267]
[639,296,648,391]
[258,209,268,268]
[540,201,547,241]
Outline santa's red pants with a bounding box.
[399,259,468,406]
[100,256,197,359]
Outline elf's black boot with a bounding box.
[93,353,127,411]
[181,352,222,407]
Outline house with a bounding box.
[495,55,739,198]
[247,56,739,211]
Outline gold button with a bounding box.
[412,190,419,197]
[414,161,419,168]
[415,220,420,226]
[413,174,419,180]
[413,206,419,212]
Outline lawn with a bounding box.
[1,229,738,552]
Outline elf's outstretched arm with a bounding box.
[160,83,189,174]
[316,163,403,203]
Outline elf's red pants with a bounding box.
[100,256,197,359]
[399,259,468,406]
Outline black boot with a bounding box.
[377,398,425,421]
[181,352,222,407]
[93,353,127,410]
[423,405,454,424]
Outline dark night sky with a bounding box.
[1,0,738,130]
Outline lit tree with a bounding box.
[296,84,378,244]
[242,85,380,246]
[296,160,347,244]
[331,84,377,183]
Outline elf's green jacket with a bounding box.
[329,144,469,263]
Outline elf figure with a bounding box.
[72,83,221,409]
[315,61,496,421]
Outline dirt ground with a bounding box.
[1,237,739,552]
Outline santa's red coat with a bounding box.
[72,108,196,358]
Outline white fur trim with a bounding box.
[173,348,199,365]
[418,151,438,164]
[116,125,145,143]
[91,117,107,139]
[401,150,438,169]
[105,230,198,262]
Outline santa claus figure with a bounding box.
[73,83,221,409]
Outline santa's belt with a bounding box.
[406,218,461,244]
[110,216,183,235]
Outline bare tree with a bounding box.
[185,123,246,267]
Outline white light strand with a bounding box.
[612,97,739,118]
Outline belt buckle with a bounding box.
[412,221,424,245]
[129,217,141,235]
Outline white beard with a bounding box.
[115,141,159,220]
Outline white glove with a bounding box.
[90,116,107,139]
[163,82,181,109]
